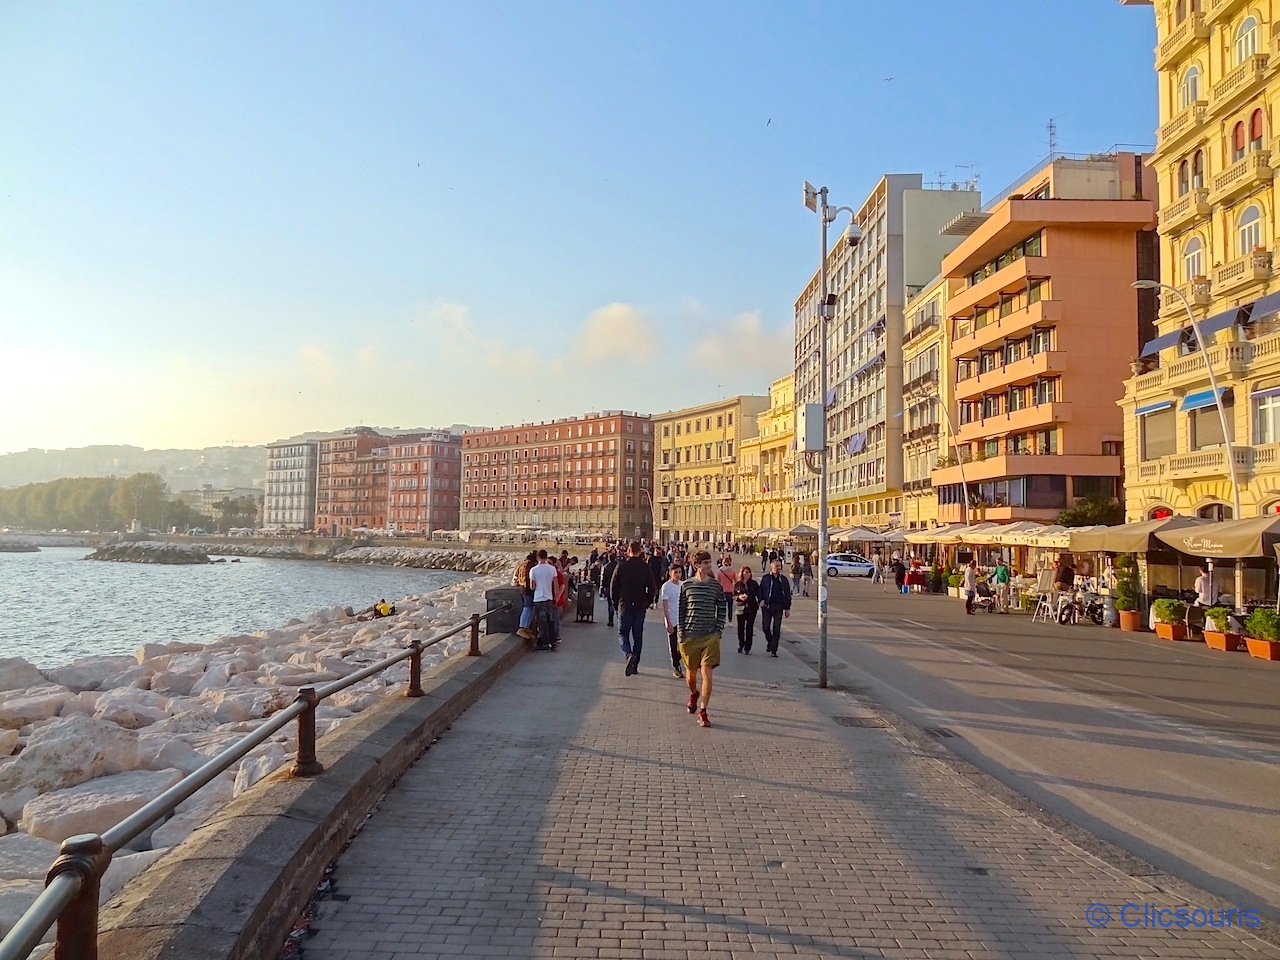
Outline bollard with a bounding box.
[49,833,111,960]
[291,687,323,776]
[406,639,425,698]
[468,613,481,657]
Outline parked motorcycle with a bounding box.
[1057,588,1105,626]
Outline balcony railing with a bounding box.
[1157,13,1211,69]
[1210,149,1272,205]
[1157,187,1211,233]
[1207,0,1248,24]
[1211,54,1270,109]
[1157,100,1207,148]
[1213,249,1273,295]
[1134,446,1253,482]
[902,314,941,347]
[1159,279,1212,320]
[904,369,939,394]
[905,423,940,443]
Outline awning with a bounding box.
[1134,400,1173,416]
[1180,388,1229,412]
[1199,306,1249,337]
[1139,328,1186,357]
[852,351,885,378]
[1249,290,1280,320]
[846,432,867,455]
[1068,515,1206,553]
[1252,385,1280,400]
[1155,515,1280,559]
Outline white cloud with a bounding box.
[576,303,658,364]
[689,311,791,377]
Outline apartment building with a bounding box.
[737,375,798,536]
[931,153,1157,523]
[385,432,462,535]
[1122,0,1280,520]
[901,274,958,530]
[654,395,768,546]
[459,412,654,539]
[793,175,980,531]
[263,440,318,531]
[314,428,387,536]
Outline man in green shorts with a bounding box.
[678,550,727,728]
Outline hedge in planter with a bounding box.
[1112,554,1143,632]
[1244,607,1280,661]
[1202,605,1243,652]
[1151,598,1189,641]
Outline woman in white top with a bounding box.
[962,560,979,615]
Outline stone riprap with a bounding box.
[328,545,515,575]
[86,542,210,564]
[0,569,505,937]
[0,543,39,554]
[192,542,322,560]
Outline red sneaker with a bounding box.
[687,692,698,714]
[697,709,710,727]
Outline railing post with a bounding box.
[48,833,110,960]
[468,613,481,657]
[291,687,323,776]
[406,639,425,697]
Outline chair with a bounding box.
[1030,569,1056,623]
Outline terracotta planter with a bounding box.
[1203,631,1244,652]
[1154,622,1189,641]
[1117,610,1144,632]
[1245,637,1280,660]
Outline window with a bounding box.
[1192,394,1235,449]
[1256,393,1280,443]
[1238,205,1262,255]
[1236,16,1259,64]
[1177,159,1190,197]
[1140,408,1176,460]
[1251,109,1265,151]
[1233,121,1247,163]
[1180,65,1199,109]
[1192,150,1204,188]
[1198,502,1233,521]
[1183,236,1204,281]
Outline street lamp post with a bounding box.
[1132,280,1243,610]
[803,182,861,689]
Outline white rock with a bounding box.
[93,688,171,730]
[0,879,46,940]
[0,715,141,819]
[135,644,170,665]
[99,849,166,904]
[21,768,185,843]
[0,730,17,758]
[99,664,154,691]
[149,671,195,697]
[45,656,135,693]
[0,833,59,881]
[0,659,45,694]
[232,743,287,797]
[0,686,74,730]
[151,775,234,849]
[136,736,207,775]
[145,700,220,735]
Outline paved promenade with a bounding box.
[304,605,1280,960]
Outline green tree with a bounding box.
[1057,494,1124,527]
[109,473,170,529]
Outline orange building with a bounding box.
[315,428,387,536]
[930,153,1159,523]
[386,432,462,534]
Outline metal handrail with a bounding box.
[0,603,510,960]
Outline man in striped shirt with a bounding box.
[678,550,728,728]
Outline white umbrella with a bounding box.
[789,523,820,537]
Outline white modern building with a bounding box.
[263,440,318,531]
[793,174,980,530]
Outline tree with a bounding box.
[1057,494,1124,528]
[109,473,170,529]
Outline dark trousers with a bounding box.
[533,600,555,646]
[723,592,734,623]
[603,589,615,624]
[761,606,784,654]
[668,628,681,668]
[619,603,645,660]
[737,606,757,652]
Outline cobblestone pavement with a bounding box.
[304,609,1280,959]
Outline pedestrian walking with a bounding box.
[528,550,559,651]
[716,555,737,624]
[892,556,907,594]
[513,551,537,641]
[678,551,727,727]
[734,565,760,654]
[800,553,813,597]
[647,546,668,608]
[992,558,1011,613]
[609,540,657,676]
[758,558,792,657]
[790,553,803,593]
[601,549,619,627]
[660,562,685,679]
[963,559,979,615]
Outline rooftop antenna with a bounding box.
[1048,118,1058,159]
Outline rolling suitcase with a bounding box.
[575,581,596,622]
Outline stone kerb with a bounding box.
[93,630,528,960]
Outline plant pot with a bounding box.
[1154,622,1189,641]
[1203,630,1244,652]
[1245,637,1280,660]
[1117,610,1144,632]
[949,587,961,598]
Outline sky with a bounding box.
[0,1,1158,454]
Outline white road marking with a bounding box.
[1070,673,1233,720]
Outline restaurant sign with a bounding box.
[1178,535,1226,555]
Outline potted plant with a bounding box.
[1113,554,1144,632]
[1202,606,1243,651]
[1244,607,1280,660]
[947,573,963,598]
[1151,598,1188,640]
[930,566,946,594]
[1128,356,1146,376]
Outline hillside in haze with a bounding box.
[0,445,267,490]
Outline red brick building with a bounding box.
[315,428,386,536]
[386,432,462,534]
[460,411,653,539]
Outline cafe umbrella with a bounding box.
[1152,515,1280,613]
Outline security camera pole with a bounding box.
[803,182,859,689]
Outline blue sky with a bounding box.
[0,1,1157,453]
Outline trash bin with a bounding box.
[485,587,521,635]
[575,581,595,622]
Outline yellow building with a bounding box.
[654,394,769,546]
[900,274,958,530]
[1123,1,1280,520]
[737,375,798,536]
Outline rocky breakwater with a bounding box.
[0,543,39,554]
[331,545,515,576]
[191,541,329,561]
[86,541,210,565]
[0,571,501,940]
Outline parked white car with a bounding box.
[826,553,874,577]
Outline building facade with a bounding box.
[931,154,1157,523]
[386,432,462,535]
[314,428,387,536]
[459,412,653,539]
[737,375,798,537]
[793,175,981,531]
[263,440,318,531]
[1122,0,1280,520]
[900,274,956,530]
[654,395,768,546]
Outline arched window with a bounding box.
[1148,506,1173,520]
[1197,502,1233,521]
[1238,204,1262,254]
[1180,65,1200,108]
[1233,121,1247,162]
[1192,150,1204,188]
[1236,16,1259,64]
[1251,108,1265,150]
[1183,236,1204,280]
[1178,159,1190,196]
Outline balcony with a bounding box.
[1213,249,1273,296]
[1211,54,1270,111]
[1157,13,1210,69]
[955,402,1072,445]
[1133,447,1253,483]
[1159,279,1212,320]
[904,369,939,395]
[951,299,1062,358]
[947,255,1049,318]
[1156,101,1208,154]
[954,350,1067,401]
[1129,337,1255,395]
[905,423,940,444]
[934,453,1122,488]
[1158,187,1211,233]
[902,314,941,348]
[1210,149,1272,205]
[1206,0,1248,24]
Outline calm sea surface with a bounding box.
[0,547,469,668]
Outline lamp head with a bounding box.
[1132,280,1161,290]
